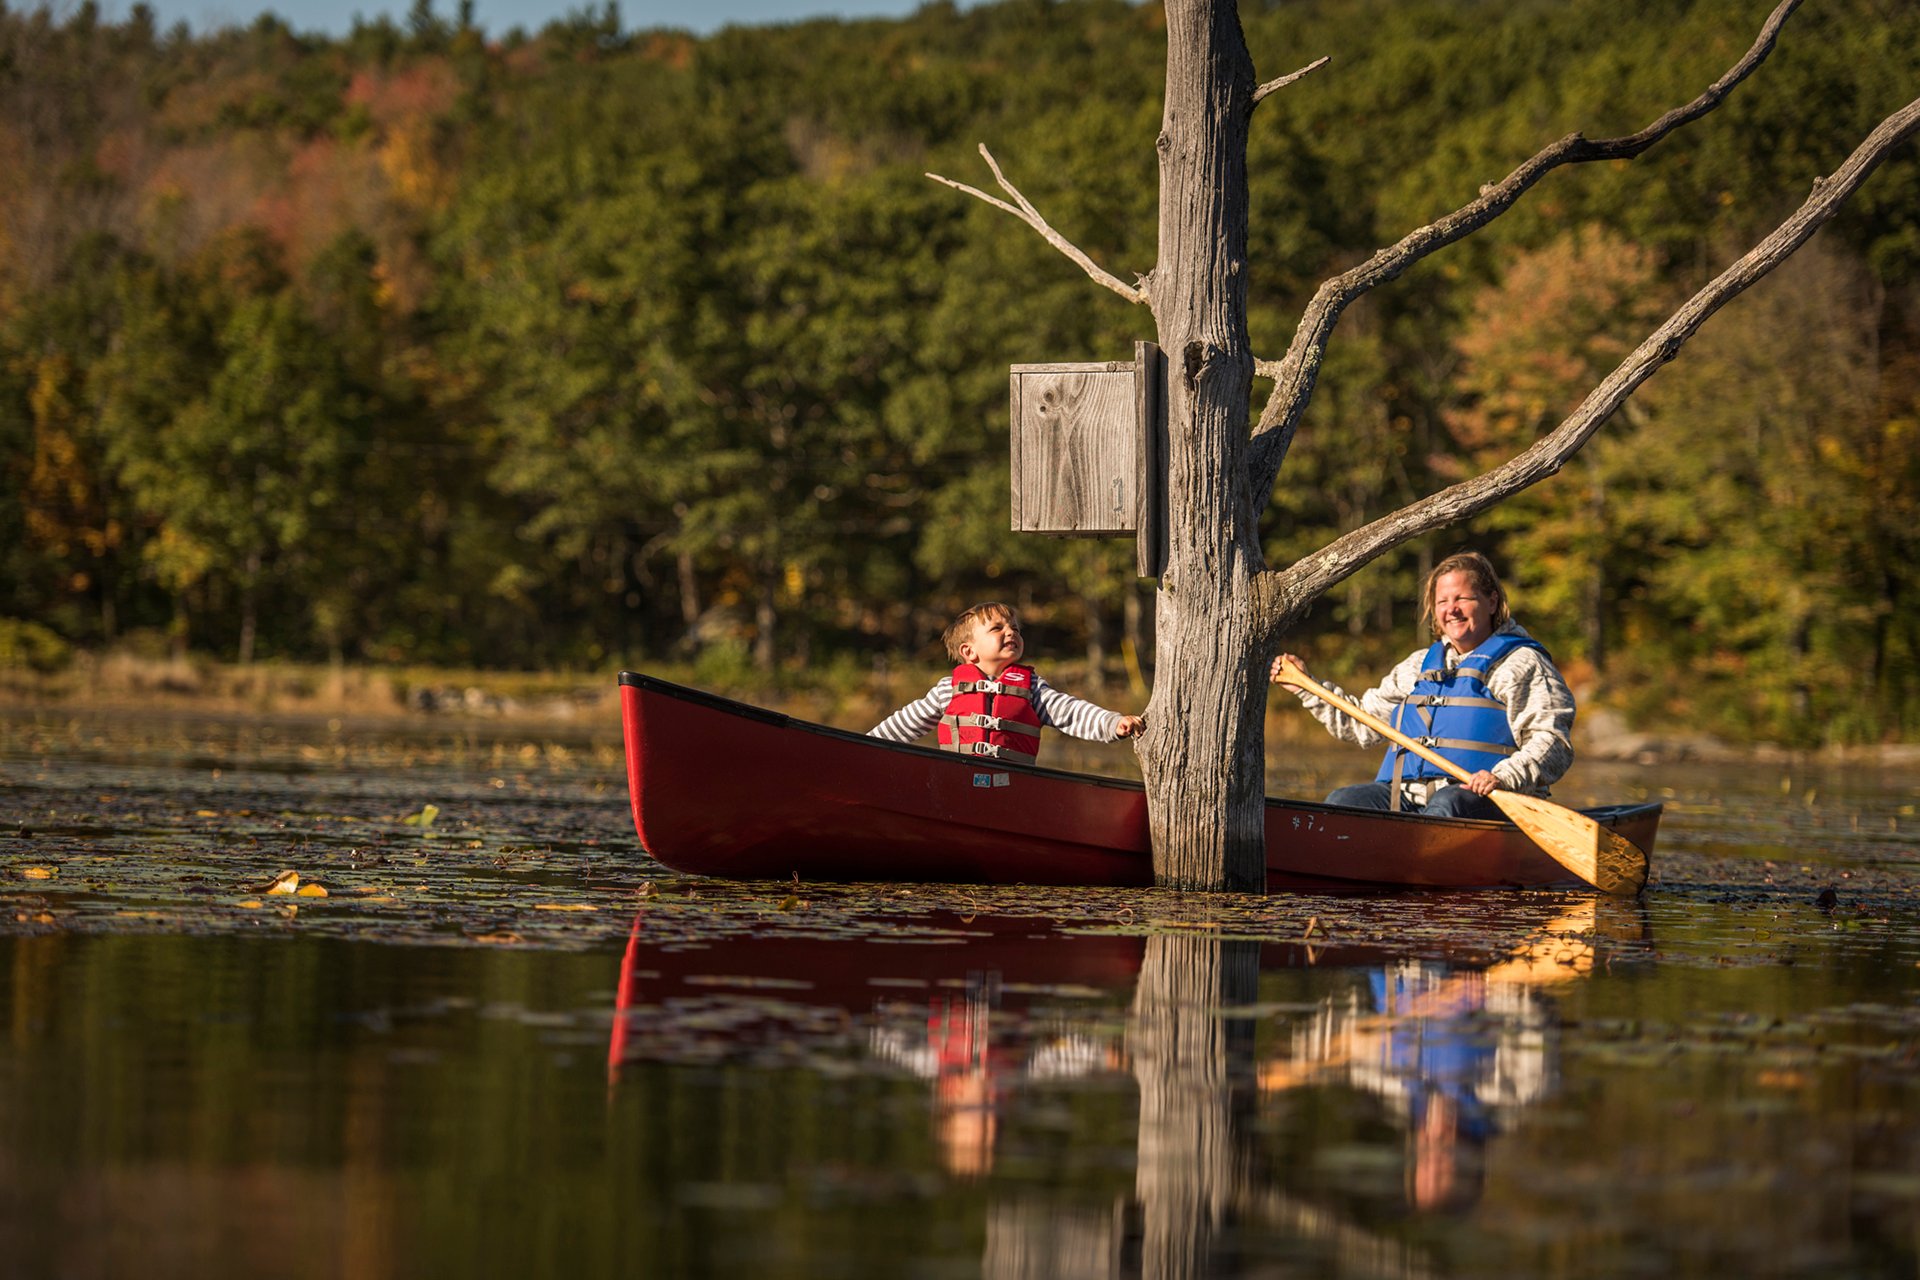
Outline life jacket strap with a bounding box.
[953,679,1033,701]
[941,713,1040,738]
[936,737,1021,759]
[1426,736,1516,756]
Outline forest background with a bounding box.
[3,0,1918,748]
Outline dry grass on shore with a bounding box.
[0,652,608,724]
[0,649,1373,753]
[12,650,1917,767]
[0,651,962,737]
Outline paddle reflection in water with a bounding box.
[606,897,1634,1277]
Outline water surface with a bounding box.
[4,707,1920,1277]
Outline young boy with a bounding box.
[868,602,1145,761]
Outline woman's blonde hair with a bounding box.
[1419,552,1510,639]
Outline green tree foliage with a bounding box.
[1610,240,1920,743]
[1443,226,1674,678]
[98,230,368,662]
[0,0,1916,742]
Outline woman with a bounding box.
[1271,552,1574,819]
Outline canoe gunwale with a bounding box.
[617,670,1662,834]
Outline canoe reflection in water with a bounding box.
[608,898,1641,1276]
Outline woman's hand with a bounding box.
[1114,714,1146,739]
[1269,654,1309,686]
[1464,769,1500,796]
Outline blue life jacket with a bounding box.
[1373,632,1547,790]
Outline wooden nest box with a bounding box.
[1009,340,1166,577]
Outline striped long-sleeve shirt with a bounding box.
[869,674,1127,747]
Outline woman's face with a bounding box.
[1432,571,1495,652]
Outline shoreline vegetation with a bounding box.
[3,2,1918,757]
[6,650,1920,771]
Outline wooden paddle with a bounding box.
[1273,658,1649,897]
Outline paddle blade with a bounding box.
[1489,791,1650,896]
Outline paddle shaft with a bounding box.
[1275,662,1483,790]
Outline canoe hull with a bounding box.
[619,672,1661,891]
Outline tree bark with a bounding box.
[1136,0,1268,891]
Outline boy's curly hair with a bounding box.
[942,602,1019,662]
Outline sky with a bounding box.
[92,0,937,39]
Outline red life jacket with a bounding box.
[937,663,1043,760]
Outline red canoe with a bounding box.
[618,672,1661,891]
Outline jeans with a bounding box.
[1325,781,1505,821]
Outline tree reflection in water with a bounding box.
[1126,933,1261,1276]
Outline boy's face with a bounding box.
[958,612,1023,677]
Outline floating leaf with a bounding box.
[297,883,329,898]
[533,903,595,912]
[402,804,441,829]
[20,866,55,880]
[262,870,300,895]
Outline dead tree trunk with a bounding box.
[1131,0,1271,890]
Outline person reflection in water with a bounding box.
[1411,1091,1481,1215]
[1261,903,1595,1215]
[1370,966,1497,1215]
[929,994,998,1178]
[869,982,1124,1179]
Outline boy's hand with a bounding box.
[1114,714,1146,739]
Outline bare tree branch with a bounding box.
[1257,94,1920,631]
[927,144,1148,306]
[1246,0,1804,497]
[1252,56,1329,108]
